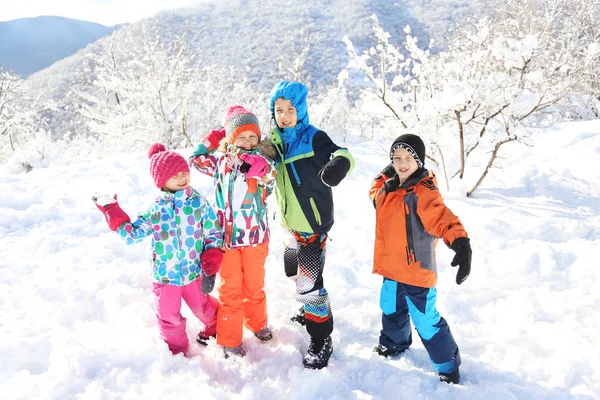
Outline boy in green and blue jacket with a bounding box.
[264,80,354,369]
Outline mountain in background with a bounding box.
[0,16,116,76]
[21,0,490,141]
[136,0,435,90]
[24,1,431,89]
[25,0,488,102]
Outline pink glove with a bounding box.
[201,248,224,276]
[240,153,269,178]
[92,194,131,231]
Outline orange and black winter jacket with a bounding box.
[369,168,468,288]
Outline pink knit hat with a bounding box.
[148,143,190,189]
[223,105,261,143]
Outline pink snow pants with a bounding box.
[152,278,218,355]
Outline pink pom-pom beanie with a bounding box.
[223,105,261,143]
[147,143,190,189]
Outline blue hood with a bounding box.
[269,81,310,141]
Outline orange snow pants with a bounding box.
[216,242,269,348]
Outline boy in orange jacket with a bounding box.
[369,134,472,384]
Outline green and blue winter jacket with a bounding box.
[268,81,355,234]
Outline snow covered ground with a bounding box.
[1,120,599,399]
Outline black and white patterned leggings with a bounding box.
[284,230,333,340]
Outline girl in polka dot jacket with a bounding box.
[93,143,223,356]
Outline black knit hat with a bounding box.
[390,134,425,168]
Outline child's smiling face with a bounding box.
[392,147,419,181]
[233,130,260,150]
[163,171,190,192]
[273,98,298,129]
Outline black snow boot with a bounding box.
[373,343,405,358]
[290,306,306,326]
[439,367,460,384]
[303,336,333,370]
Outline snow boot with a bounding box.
[196,324,216,346]
[254,326,273,342]
[223,345,246,359]
[439,367,460,384]
[373,343,405,358]
[291,306,306,326]
[303,336,333,370]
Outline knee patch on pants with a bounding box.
[284,247,298,279]
[406,288,441,340]
[283,231,298,279]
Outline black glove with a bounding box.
[450,237,472,285]
[379,163,396,179]
[201,273,216,294]
[319,156,351,187]
[239,161,251,173]
[384,175,400,193]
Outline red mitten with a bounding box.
[201,248,224,276]
[203,128,226,153]
[240,153,269,178]
[92,194,131,231]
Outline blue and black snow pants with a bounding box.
[284,231,333,340]
[379,278,460,374]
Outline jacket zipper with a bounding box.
[172,200,184,278]
[404,202,416,264]
[273,138,289,217]
[223,173,235,249]
[173,201,181,251]
[309,197,321,226]
[290,162,301,186]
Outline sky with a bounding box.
[0,119,599,399]
[0,0,211,26]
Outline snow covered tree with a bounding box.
[343,1,600,196]
[79,24,263,152]
[0,68,54,168]
[79,27,200,148]
[440,0,599,195]
[342,15,451,188]
[0,69,23,151]
[277,30,313,84]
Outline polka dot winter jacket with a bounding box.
[116,187,222,286]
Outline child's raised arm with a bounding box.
[118,213,155,244]
[92,194,155,245]
[369,164,396,206]
[313,132,355,187]
[189,128,226,178]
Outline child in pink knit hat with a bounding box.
[189,105,276,359]
[93,143,223,356]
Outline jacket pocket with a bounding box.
[309,197,322,226]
